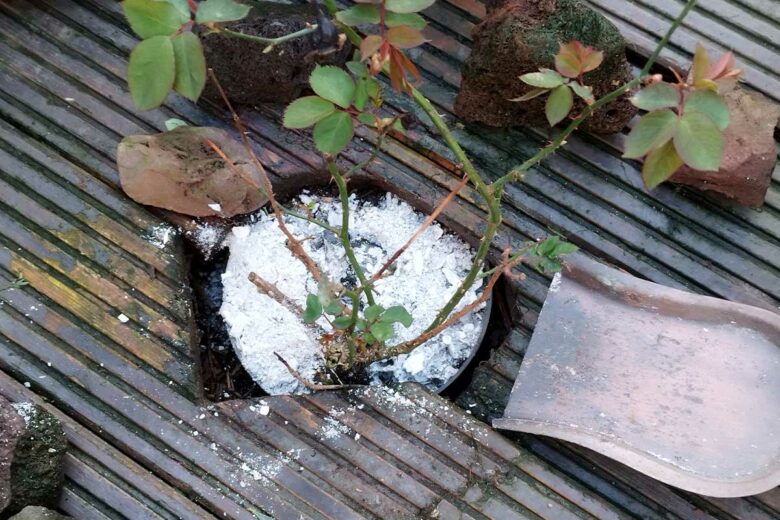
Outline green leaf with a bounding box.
[569,82,594,103]
[195,0,251,23]
[353,79,369,110]
[354,318,367,332]
[283,96,336,128]
[369,322,395,342]
[171,32,206,101]
[336,5,380,25]
[364,332,377,344]
[519,69,564,88]
[386,26,427,48]
[623,110,679,159]
[642,140,683,189]
[385,12,426,29]
[550,240,578,257]
[673,111,723,171]
[630,83,679,111]
[509,87,548,102]
[380,305,413,327]
[302,294,322,323]
[313,111,353,155]
[363,304,384,321]
[164,117,188,130]
[128,35,175,110]
[683,90,729,130]
[310,65,355,109]
[346,60,368,78]
[545,85,573,126]
[122,0,189,38]
[384,0,435,14]
[324,301,343,315]
[357,112,376,126]
[332,316,354,329]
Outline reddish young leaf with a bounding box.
[394,47,421,83]
[360,35,383,60]
[580,49,604,73]
[690,43,710,88]
[386,25,428,49]
[388,49,405,92]
[554,51,580,78]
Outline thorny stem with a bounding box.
[219,25,319,52]
[327,161,376,306]
[207,69,324,282]
[204,138,339,234]
[218,0,698,364]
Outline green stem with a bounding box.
[279,205,340,235]
[493,0,698,190]
[219,25,319,50]
[327,161,376,306]
[476,242,536,280]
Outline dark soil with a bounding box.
[200,1,352,105]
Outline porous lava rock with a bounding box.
[455,0,636,133]
[117,127,267,218]
[200,1,352,105]
[0,398,24,514]
[669,86,779,207]
[2,403,66,518]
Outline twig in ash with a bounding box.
[248,272,304,316]
[273,352,363,392]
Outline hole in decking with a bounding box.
[187,186,511,402]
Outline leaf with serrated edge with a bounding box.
[128,35,175,110]
[384,0,435,14]
[283,96,335,128]
[545,85,573,126]
[673,111,723,171]
[380,306,413,327]
[313,111,353,155]
[360,35,383,60]
[642,140,683,189]
[195,0,251,23]
[309,65,355,108]
[336,5,380,26]
[690,43,710,87]
[569,82,594,103]
[171,32,206,101]
[369,322,394,342]
[630,83,679,111]
[385,12,426,29]
[510,87,548,102]
[520,69,564,88]
[363,304,383,321]
[387,26,427,48]
[122,0,189,38]
[302,294,322,323]
[623,110,678,159]
[683,90,729,130]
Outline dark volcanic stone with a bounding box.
[0,398,25,513]
[3,404,66,517]
[454,0,636,133]
[200,1,352,105]
[669,86,780,207]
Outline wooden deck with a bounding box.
[0,0,777,518]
